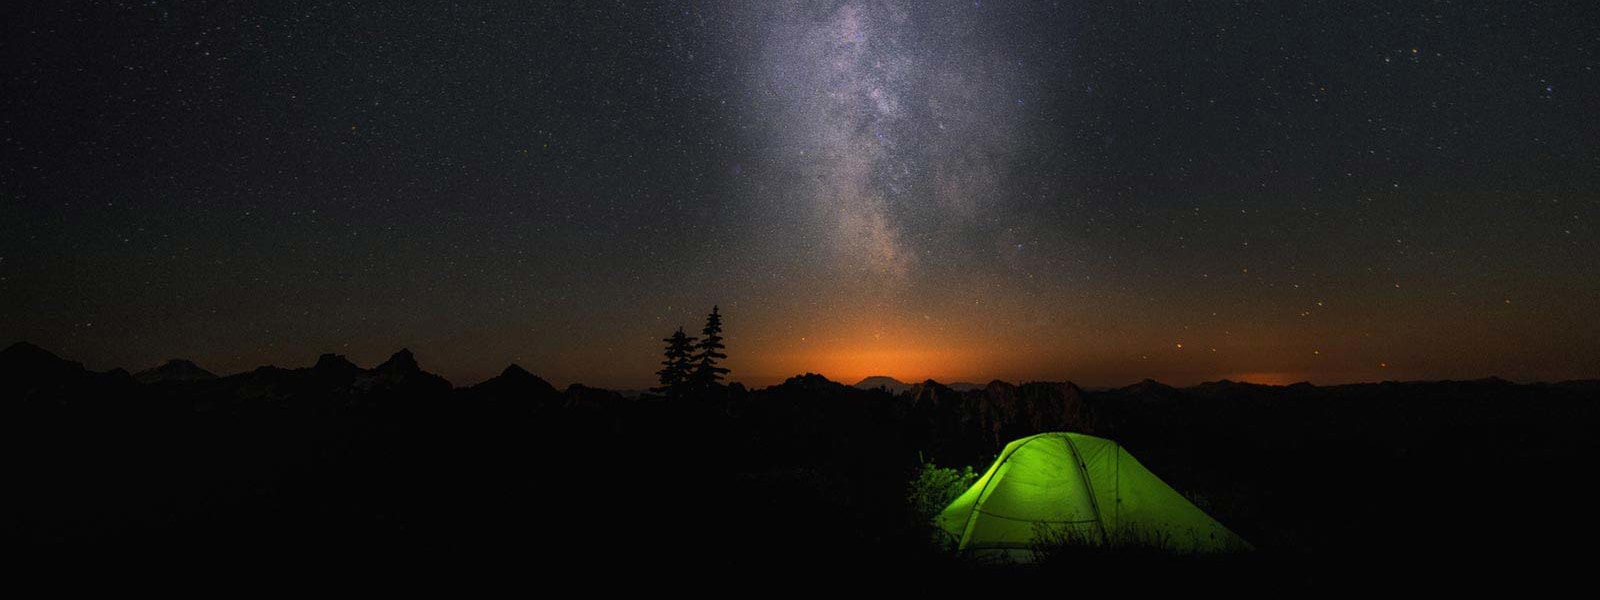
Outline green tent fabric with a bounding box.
[937,432,1249,558]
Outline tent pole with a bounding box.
[1062,434,1110,545]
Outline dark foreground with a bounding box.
[4,341,1597,587]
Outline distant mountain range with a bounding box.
[854,376,984,394]
[5,341,1595,399]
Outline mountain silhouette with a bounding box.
[780,372,848,393]
[855,376,984,394]
[1,341,86,380]
[363,348,451,393]
[854,375,912,394]
[470,364,561,400]
[134,359,218,384]
[1,341,132,402]
[312,352,364,383]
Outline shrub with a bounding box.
[906,460,979,529]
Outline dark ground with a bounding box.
[4,341,1597,588]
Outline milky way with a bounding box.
[748,1,1027,283]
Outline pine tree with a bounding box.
[691,305,730,389]
[653,326,697,397]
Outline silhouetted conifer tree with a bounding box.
[654,327,697,397]
[691,305,729,389]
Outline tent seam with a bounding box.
[1062,433,1110,543]
[958,434,1047,548]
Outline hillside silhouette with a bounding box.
[4,341,1598,580]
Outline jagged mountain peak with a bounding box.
[314,353,360,372]
[376,348,419,374]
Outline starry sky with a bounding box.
[2,1,1596,388]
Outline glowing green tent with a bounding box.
[937,432,1249,558]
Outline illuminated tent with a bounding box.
[937,432,1249,558]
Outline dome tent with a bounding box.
[937,432,1249,559]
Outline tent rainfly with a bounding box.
[937,432,1249,559]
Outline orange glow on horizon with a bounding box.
[741,342,994,386]
[1220,372,1302,386]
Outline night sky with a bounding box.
[2,1,1596,388]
